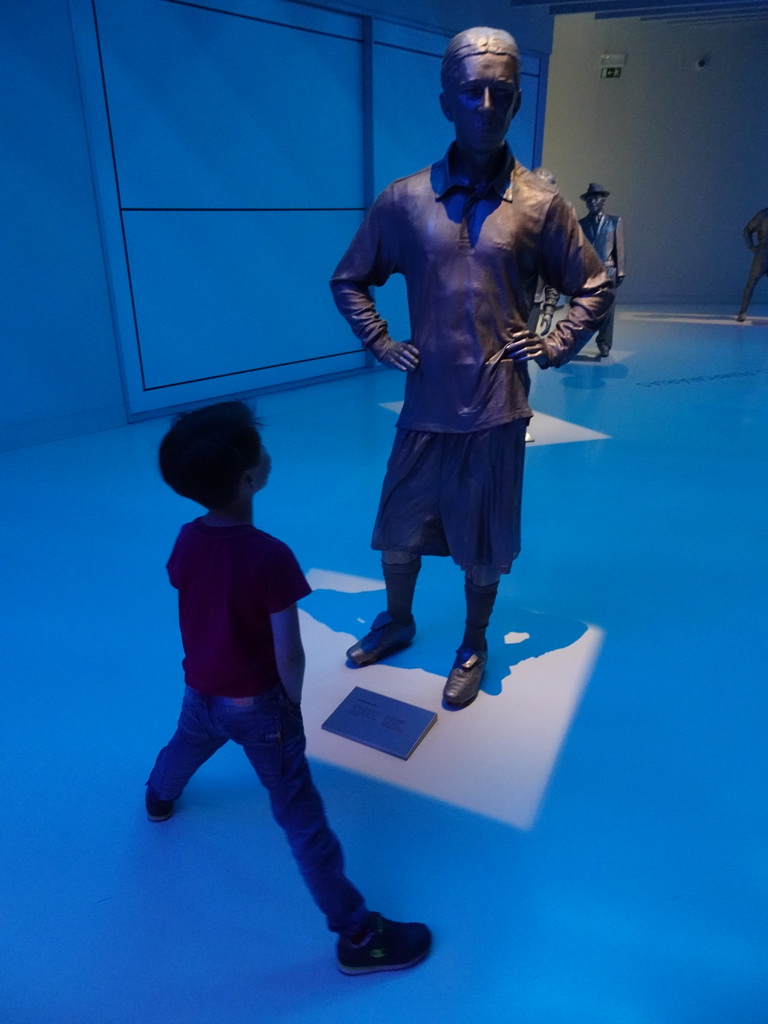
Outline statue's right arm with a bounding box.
[331,281,418,371]
[330,193,418,372]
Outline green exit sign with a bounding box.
[600,53,626,79]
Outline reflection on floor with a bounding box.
[1,305,767,1022]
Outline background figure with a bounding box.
[736,207,768,321]
[528,168,561,339]
[579,183,625,357]
[524,167,561,443]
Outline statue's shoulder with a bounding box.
[372,163,443,218]
[517,164,558,199]
[385,164,434,192]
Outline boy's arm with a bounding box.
[270,603,305,705]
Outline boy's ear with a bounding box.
[439,91,454,123]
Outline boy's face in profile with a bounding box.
[248,449,272,495]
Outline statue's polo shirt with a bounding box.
[331,145,611,434]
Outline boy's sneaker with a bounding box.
[337,913,431,975]
[145,787,174,822]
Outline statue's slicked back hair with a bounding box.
[158,400,263,510]
[441,27,521,91]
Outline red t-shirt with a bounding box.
[167,519,312,697]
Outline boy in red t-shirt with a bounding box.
[146,401,431,975]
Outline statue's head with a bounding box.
[439,28,522,158]
[441,28,521,92]
[581,182,609,215]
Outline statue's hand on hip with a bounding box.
[502,329,548,366]
[381,341,420,372]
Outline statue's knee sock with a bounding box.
[462,577,500,651]
[383,556,421,625]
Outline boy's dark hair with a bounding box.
[159,401,263,509]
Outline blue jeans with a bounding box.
[148,684,368,936]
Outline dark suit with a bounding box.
[579,212,625,353]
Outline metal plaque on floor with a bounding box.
[321,687,437,760]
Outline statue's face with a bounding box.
[440,53,520,159]
[586,193,606,216]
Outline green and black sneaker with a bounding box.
[337,913,431,975]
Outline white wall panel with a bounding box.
[372,42,450,194]
[123,209,364,390]
[95,0,364,209]
[72,0,368,414]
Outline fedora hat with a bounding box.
[580,182,610,199]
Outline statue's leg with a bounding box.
[382,551,422,625]
[345,550,420,667]
[597,274,616,356]
[348,544,423,663]
[462,566,501,649]
[737,256,763,319]
[596,311,612,356]
[442,564,501,708]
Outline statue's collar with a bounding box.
[432,144,516,202]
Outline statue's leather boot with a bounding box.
[442,647,487,708]
[346,611,416,667]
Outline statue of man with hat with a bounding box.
[330,27,612,709]
[579,183,626,357]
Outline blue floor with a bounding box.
[1,304,767,1023]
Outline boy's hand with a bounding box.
[270,604,305,705]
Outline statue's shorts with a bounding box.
[371,419,527,575]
